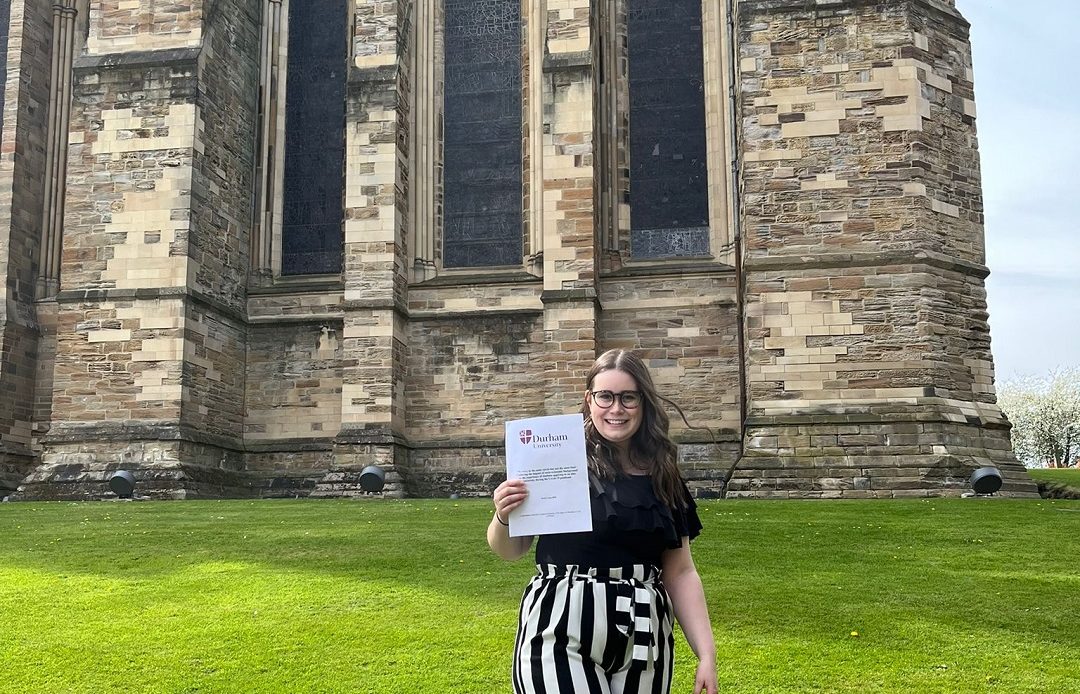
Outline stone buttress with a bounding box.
[734,0,1037,497]
[0,0,54,496]
[16,0,261,498]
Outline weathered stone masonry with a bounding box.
[0,0,1036,500]
[734,0,1030,497]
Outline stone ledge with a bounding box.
[736,0,965,27]
[409,440,504,449]
[743,249,990,279]
[42,421,243,453]
[727,453,1039,498]
[334,427,408,447]
[604,262,737,279]
[13,461,257,501]
[247,279,343,296]
[73,46,201,72]
[409,308,544,321]
[54,286,246,323]
[340,297,410,316]
[349,64,397,84]
[543,51,591,73]
[540,288,598,304]
[243,439,336,453]
[745,411,1011,430]
[247,313,343,324]
[413,271,541,288]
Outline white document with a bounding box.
[504,413,592,537]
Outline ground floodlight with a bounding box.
[969,466,1002,495]
[359,465,386,493]
[109,470,136,498]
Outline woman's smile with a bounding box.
[588,369,644,448]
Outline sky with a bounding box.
[959,1,1080,380]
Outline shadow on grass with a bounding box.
[3,497,1079,656]
[0,499,535,602]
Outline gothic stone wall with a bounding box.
[3,0,1036,500]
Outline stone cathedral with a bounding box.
[0,0,1037,500]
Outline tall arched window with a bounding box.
[628,0,710,259]
[441,0,523,268]
[279,0,348,275]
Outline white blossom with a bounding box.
[998,368,1080,468]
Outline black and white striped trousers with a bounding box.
[512,564,674,694]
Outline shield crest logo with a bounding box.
[519,430,533,444]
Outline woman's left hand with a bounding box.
[694,658,718,694]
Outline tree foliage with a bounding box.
[998,368,1080,468]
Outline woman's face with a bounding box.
[586,368,644,450]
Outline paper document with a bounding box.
[504,413,592,537]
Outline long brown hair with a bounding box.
[581,349,695,510]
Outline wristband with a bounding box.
[495,511,509,526]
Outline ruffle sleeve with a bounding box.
[672,484,703,543]
[590,475,702,550]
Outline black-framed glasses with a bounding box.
[589,390,643,409]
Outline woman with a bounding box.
[488,349,718,694]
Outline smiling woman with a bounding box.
[487,349,718,694]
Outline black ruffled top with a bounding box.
[534,473,702,569]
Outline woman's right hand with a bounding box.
[493,478,528,523]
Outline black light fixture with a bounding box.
[359,465,386,493]
[969,466,1003,495]
[109,470,136,499]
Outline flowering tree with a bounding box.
[997,368,1080,468]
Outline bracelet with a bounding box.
[494,511,509,526]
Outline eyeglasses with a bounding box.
[589,390,643,409]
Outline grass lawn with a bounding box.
[2,498,1078,693]
[1026,467,1080,490]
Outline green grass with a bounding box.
[2,498,1078,693]
[1027,466,1080,489]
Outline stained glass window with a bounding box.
[628,0,710,258]
[281,0,347,275]
[442,0,523,268]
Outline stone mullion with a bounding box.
[702,0,736,265]
[36,2,77,299]
[599,0,630,271]
[251,0,283,278]
[524,0,545,274]
[409,0,436,282]
[51,4,77,287]
[35,3,62,296]
[594,0,616,256]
